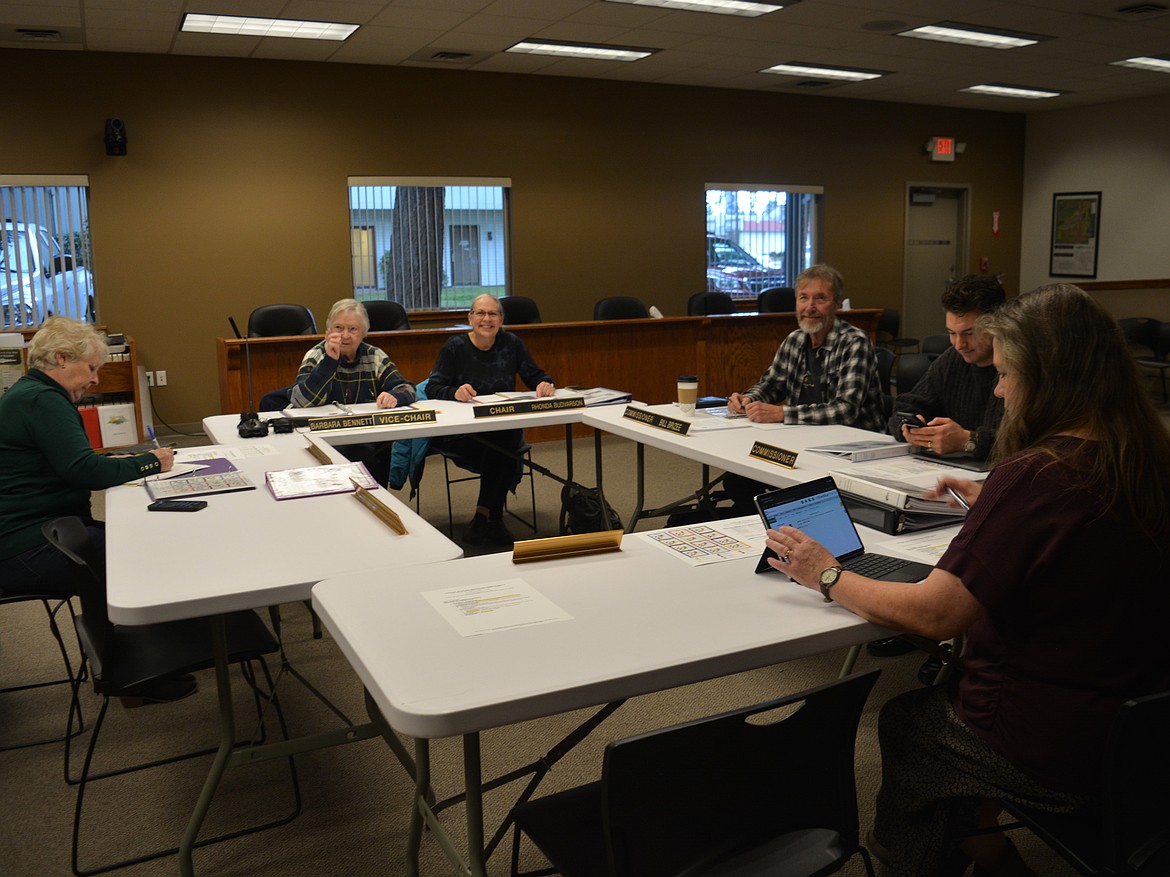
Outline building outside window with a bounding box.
[705,184,822,298]
[348,177,510,311]
[1,176,95,328]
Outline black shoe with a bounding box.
[464,513,490,545]
[866,636,917,657]
[484,518,515,547]
[918,656,945,685]
[120,673,198,708]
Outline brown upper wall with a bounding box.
[3,48,1024,422]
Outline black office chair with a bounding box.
[874,346,895,397]
[593,297,649,321]
[511,669,880,877]
[877,308,919,354]
[970,689,1170,876]
[921,334,949,358]
[758,286,796,313]
[1120,317,1170,403]
[247,304,317,338]
[894,353,933,396]
[365,299,411,331]
[42,517,300,876]
[501,295,543,325]
[0,593,86,752]
[429,441,538,538]
[687,291,735,316]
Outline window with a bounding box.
[1,176,95,328]
[348,177,510,310]
[705,184,822,297]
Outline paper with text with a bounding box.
[423,579,572,636]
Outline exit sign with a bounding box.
[929,136,956,162]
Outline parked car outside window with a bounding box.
[706,234,785,297]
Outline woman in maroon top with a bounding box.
[766,284,1170,876]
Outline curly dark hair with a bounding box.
[941,275,1005,315]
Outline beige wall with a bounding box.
[5,48,1024,422]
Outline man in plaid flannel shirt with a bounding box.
[728,264,884,429]
[721,264,884,513]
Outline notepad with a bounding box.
[264,462,377,500]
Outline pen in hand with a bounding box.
[147,425,161,449]
[946,486,971,511]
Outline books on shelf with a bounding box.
[265,462,377,501]
[830,459,987,515]
[807,439,911,463]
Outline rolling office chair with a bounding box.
[757,286,796,313]
[512,670,880,877]
[877,308,919,354]
[921,334,950,358]
[246,304,317,338]
[686,291,735,316]
[1120,317,1170,403]
[894,353,933,396]
[364,299,411,331]
[501,295,543,325]
[593,296,649,320]
[42,516,300,876]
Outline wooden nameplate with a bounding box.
[512,529,623,564]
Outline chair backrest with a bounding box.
[500,295,542,325]
[758,286,796,313]
[877,308,900,338]
[258,386,293,412]
[1103,689,1170,873]
[895,353,933,395]
[41,517,109,662]
[1118,317,1160,356]
[364,299,411,331]
[594,296,649,321]
[687,291,734,316]
[247,304,317,338]
[601,669,880,877]
[874,346,895,396]
[921,334,950,357]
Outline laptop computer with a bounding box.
[753,476,935,582]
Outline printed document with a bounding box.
[423,579,573,636]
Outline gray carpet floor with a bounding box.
[0,430,1096,876]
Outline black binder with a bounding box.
[841,491,961,535]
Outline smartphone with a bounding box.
[897,413,925,430]
[148,499,208,512]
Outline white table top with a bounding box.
[312,525,891,740]
[580,403,895,489]
[105,445,462,624]
[204,395,587,448]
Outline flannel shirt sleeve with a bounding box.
[290,344,334,407]
[374,350,417,405]
[743,335,799,405]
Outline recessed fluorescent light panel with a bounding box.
[897,22,1045,49]
[605,0,788,17]
[960,83,1061,100]
[762,62,885,82]
[1111,56,1170,73]
[181,13,359,41]
[506,39,657,62]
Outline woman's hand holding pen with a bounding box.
[455,383,477,402]
[926,476,981,509]
[152,447,176,472]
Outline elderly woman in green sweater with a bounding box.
[0,317,174,599]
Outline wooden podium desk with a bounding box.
[215,310,881,443]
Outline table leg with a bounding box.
[464,732,488,877]
[406,737,429,877]
[179,615,234,877]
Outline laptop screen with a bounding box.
[754,476,864,559]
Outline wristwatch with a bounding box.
[964,431,978,454]
[819,566,843,602]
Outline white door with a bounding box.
[902,185,969,344]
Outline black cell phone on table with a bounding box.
[897,413,925,429]
[148,499,208,512]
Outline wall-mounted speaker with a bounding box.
[104,118,127,156]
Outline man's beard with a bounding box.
[799,317,825,335]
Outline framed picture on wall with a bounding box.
[1049,191,1101,278]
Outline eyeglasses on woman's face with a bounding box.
[470,310,501,319]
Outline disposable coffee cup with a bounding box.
[677,375,699,417]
